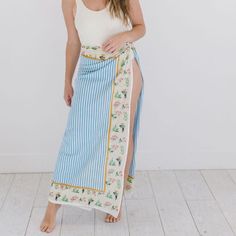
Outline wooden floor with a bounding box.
[1,170,236,236]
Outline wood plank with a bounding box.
[125,198,164,236]
[124,171,153,200]
[175,170,213,200]
[188,200,234,236]
[61,206,94,236]
[201,170,236,234]
[95,198,129,236]
[148,170,199,236]
[34,173,52,207]
[25,207,62,236]
[0,174,14,209]
[0,174,41,236]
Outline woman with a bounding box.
[40,0,145,232]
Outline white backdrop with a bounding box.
[0,0,236,173]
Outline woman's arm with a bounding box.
[61,0,81,106]
[102,0,146,53]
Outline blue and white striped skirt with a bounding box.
[48,42,144,217]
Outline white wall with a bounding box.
[0,0,236,173]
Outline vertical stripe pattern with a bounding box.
[53,57,116,191]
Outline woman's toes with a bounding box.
[105,214,109,222]
[41,224,47,232]
[104,213,121,223]
[46,226,54,233]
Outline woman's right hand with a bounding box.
[64,82,74,106]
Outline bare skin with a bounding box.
[40,0,145,231]
[40,202,61,233]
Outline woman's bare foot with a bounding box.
[40,202,61,233]
[104,210,121,223]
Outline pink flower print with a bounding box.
[104,201,112,206]
[111,135,118,141]
[114,101,121,108]
[60,185,65,190]
[126,68,131,74]
[111,144,119,151]
[70,196,79,201]
[115,110,122,116]
[118,77,124,83]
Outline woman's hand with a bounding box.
[102,32,129,53]
[64,82,74,106]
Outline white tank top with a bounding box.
[74,0,132,46]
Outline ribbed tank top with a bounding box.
[74,0,132,46]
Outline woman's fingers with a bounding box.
[64,94,72,106]
[102,39,112,49]
[103,42,117,53]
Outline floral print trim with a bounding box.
[49,42,135,218]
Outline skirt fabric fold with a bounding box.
[48,42,144,217]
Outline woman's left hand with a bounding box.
[102,32,128,53]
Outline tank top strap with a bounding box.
[74,0,86,18]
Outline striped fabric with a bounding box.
[48,42,144,217]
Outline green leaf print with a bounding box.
[115,171,121,177]
[120,59,126,67]
[106,191,113,199]
[62,195,69,202]
[112,125,119,132]
[72,188,80,193]
[95,200,102,207]
[112,113,117,119]
[115,91,122,98]
[109,159,116,166]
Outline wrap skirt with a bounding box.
[48,42,144,217]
